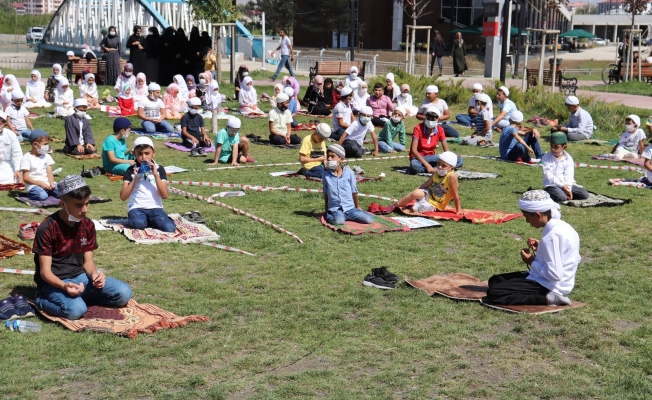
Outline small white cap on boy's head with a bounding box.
[438,151,457,168]
[147,82,161,91]
[341,87,353,97]
[275,93,289,103]
[283,87,294,97]
[73,98,87,108]
[189,97,201,106]
[327,144,345,158]
[425,106,440,117]
[627,114,641,126]
[0,111,7,121]
[66,51,74,56]
[510,110,524,123]
[134,136,154,149]
[475,93,490,104]
[394,106,406,117]
[360,106,373,116]
[227,116,241,129]
[498,86,510,96]
[11,90,24,100]
[565,96,579,105]
[426,85,438,94]
[472,83,483,91]
[316,123,331,138]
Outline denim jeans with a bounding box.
[505,132,544,162]
[455,114,473,127]
[36,272,132,320]
[342,139,363,158]
[271,55,295,79]
[27,185,59,200]
[430,56,443,74]
[441,123,459,138]
[128,208,177,232]
[326,208,375,225]
[331,127,346,141]
[141,120,174,133]
[18,130,31,141]
[304,165,325,179]
[378,141,405,153]
[409,154,464,174]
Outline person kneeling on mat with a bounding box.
[485,190,580,306]
[299,123,331,179]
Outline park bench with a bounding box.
[71,58,126,84]
[526,68,578,95]
[619,62,652,83]
[309,61,366,85]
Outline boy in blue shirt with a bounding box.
[208,116,255,166]
[498,110,543,164]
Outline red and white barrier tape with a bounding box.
[167,180,241,188]
[575,163,644,174]
[205,155,409,171]
[0,268,35,275]
[0,207,52,215]
[199,241,255,256]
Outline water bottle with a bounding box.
[6,320,42,332]
[139,161,151,175]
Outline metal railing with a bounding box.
[0,59,51,70]
[0,40,41,53]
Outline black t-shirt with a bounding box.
[180,112,205,142]
[32,212,98,288]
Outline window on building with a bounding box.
[441,0,484,26]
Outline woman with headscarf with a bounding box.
[185,74,197,98]
[53,77,74,117]
[384,73,400,102]
[81,44,97,62]
[79,73,100,109]
[163,83,182,119]
[0,74,19,110]
[159,27,175,84]
[134,72,148,103]
[450,32,467,77]
[322,78,337,108]
[145,26,160,83]
[126,25,147,76]
[302,75,331,116]
[100,25,122,86]
[114,63,136,95]
[24,70,50,108]
[344,66,362,91]
[175,27,190,76]
[45,64,62,102]
[351,81,369,112]
[395,84,418,117]
[239,76,264,116]
[234,65,249,100]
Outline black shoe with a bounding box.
[363,274,395,290]
[372,267,399,283]
[91,166,102,177]
[12,294,35,317]
[189,149,201,157]
[362,148,371,155]
[183,210,205,224]
[81,165,94,178]
[197,147,207,156]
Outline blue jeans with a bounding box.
[304,165,325,179]
[505,132,544,162]
[141,120,174,133]
[456,114,473,127]
[36,273,132,320]
[331,127,346,141]
[271,55,295,79]
[18,130,31,141]
[128,208,177,232]
[409,154,464,174]
[431,56,443,74]
[27,185,59,200]
[442,123,459,138]
[378,141,405,153]
[326,208,375,225]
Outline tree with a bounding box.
[622,0,648,80]
[299,0,350,48]
[186,0,241,83]
[394,0,433,74]
[254,0,296,36]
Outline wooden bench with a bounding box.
[309,61,366,85]
[71,58,126,84]
[526,68,578,95]
[619,62,652,82]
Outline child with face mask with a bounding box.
[268,93,301,145]
[322,144,375,225]
[114,63,136,96]
[377,106,407,153]
[606,114,646,160]
[63,99,96,155]
[408,107,463,174]
[339,105,379,158]
[181,97,212,156]
[102,117,136,175]
[239,77,265,116]
[345,66,362,91]
[0,111,23,185]
[462,93,493,146]
[395,84,418,117]
[118,85,136,116]
[21,130,58,200]
[351,82,369,112]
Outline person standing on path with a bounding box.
[100,26,122,87]
[450,32,466,77]
[430,31,445,76]
[270,28,295,82]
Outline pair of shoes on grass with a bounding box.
[363,267,399,290]
[0,295,35,320]
[190,147,207,157]
[183,211,206,224]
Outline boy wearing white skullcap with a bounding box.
[136,82,174,134]
[339,105,379,158]
[63,98,96,155]
[269,92,301,146]
[33,174,132,320]
[462,93,493,146]
[208,116,255,166]
[377,106,407,153]
[498,110,544,164]
[6,90,33,141]
[181,97,212,156]
[552,96,594,141]
[607,114,646,160]
[299,123,331,179]
[485,190,580,306]
[491,86,516,130]
[322,144,375,225]
[331,86,354,141]
[456,83,493,126]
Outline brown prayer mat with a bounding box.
[405,273,488,301]
[0,235,31,259]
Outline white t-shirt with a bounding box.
[617,129,646,154]
[332,102,352,131]
[469,95,494,118]
[6,105,29,131]
[268,108,293,137]
[124,162,167,211]
[280,36,292,56]
[641,144,652,181]
[344,119,374,146]
[137,96,165,120]
[20,152,55,191]
[418,98,448,116]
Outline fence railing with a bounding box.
[0,59,51,70]
[0,40,40,54]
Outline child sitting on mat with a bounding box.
[299,123,331,179]
[485,190,580,306]
[118,85,136,117]
[498,110,543,164]
[0,111,23,185]
[339,105,379,158]
[462,93,492,146]
[181,97,212,157]
[119,137,176,232]
[542,132,589,202]
[21,130,58,200]
[163,83,182,119]
[208,116,254,166]
[380,151,461,215]
[606,114,646,160]
[102,117,135,175]
[322,144,375,225]
[285,87,299,128]
[33,174,132,320]
[377,106,407,153]
[63,99,96,155]
[268,93,301,146]
[641,137,652,187]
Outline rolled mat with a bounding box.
[164,141,216,153]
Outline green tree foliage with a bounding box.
[0,5,53,35]
[299,0,350,37]
[253,0,296,35]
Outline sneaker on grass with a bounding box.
[12,295,35,317]
[372,267,399,283]
[0,298,18,320]
[18,222,39,240]
[352,165,365,175]
[245,156,256,163]
[363,274,396,290]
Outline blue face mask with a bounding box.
[359,116,370,125]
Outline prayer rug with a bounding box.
[0,235,31,259]
[27,112,44,119]
[34,298,209,338]
[405,273,488,301]
[291,123,317,131]
[317,213,410,235]
[297,111,330,119]
[132,130,181,138]
[398,206,522,224]
[100,105,121,114]
[99,214,220,244]
[480,299,585,314]
[105,172,123,181]
[609,178,652,189]
[271,171,381,183]
[572,139,618,146]
[62,152,101,160]
[14,195,110,208]
[163,141,216,153]
[246,134,300,149]
[560,191,631,208]
[392,168,500,180]
[591,156,645,167]
[0,183,25,191]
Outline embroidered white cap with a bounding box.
[426,85,439,94]
[134,136,154,149]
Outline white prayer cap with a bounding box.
[189,97,202,106]
[275,93,289,103]
[360,106,373,116]
[394,106,406,117]
[227,116,241,129]
[134,136,154,149]
[627,114,641,126]
[498,86,510,96]
[66,51,75,56]
[350,66,358,73]
[11,90,24,100]
[475,93,490,104]
[316,123,331,138]
[510,110,524,123]
[283,87,294,97]
[327,143,345,158]
[426,85,439,94]
[472,83,483,91]
[73,98,87,108]
[341,86,353,97]
[57,175,88,196]
[438,151,457,168]
[147,82,161,91]
[565,95,580,105]
[519,190,561,219]
[0,111,6,121]
[425,106,440,117]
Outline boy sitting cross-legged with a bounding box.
[33,175,132,320]
[119,137,176,232]
[21,129,58,200]
[299,123,331,179]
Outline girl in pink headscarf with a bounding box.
[163,83,182,119]
[282,75,301,110]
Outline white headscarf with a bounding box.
[3,74,18,88]
[27,70,41,87]
[386,73,395,86]
[519,190,561,220]
[239,76,256,104]
[173,74,189,101]
[208,80,221,109]
[81,73,98,98]
[52,64,63,78]
[57,77,70,92]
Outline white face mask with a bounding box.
[437,168,449,177]
[75,110,86,118]
[425,120,438,129]
[38,144,50,156]
[243,72,249,76]
[246,85,253,91]
[391,116,402,124]
[350,72,357,79]
[400,92,408,98]
[359,116,370,125]
[63,202,81,223]
[326,160,339,170]
[199,79,206,84]
[188,108,199,115]
[122,130,130,138]
[125,71,132,77]
[109,31,116,37]
[626,124,637,133]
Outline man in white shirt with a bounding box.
[485,190,581,306]
[456,83,493,126]
[552,96,594,141]
[0,111,23,185]
[270,28,295,81]
[331,87,354,141]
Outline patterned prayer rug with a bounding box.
[560,192,632,208]
[35,299,209,338]
[62,152,102,160]
[0,235,31,259]
[0,183,25,191]
[100,214,220,244]
[14,195,110,208]
[609,178,652,189]
[273,171,382,183]
[318,213,410,235]
[591,156,645,167]
[392,168,500,180]
[132,130,181,139]
[398,206,522,224]
[163,141,216,153]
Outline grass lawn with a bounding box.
[1,81,652,399]
[580,80,652,96]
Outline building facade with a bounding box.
[21,0,62,14]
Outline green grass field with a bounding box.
[1,80,652,399]
[580,80,652,96]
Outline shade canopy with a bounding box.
[558,29,597,38]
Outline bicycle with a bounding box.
[601,62,619,85]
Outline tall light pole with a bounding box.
[350,0,355,60]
